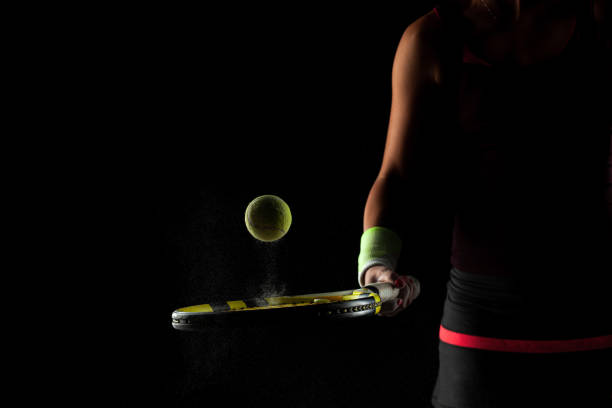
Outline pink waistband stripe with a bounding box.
[439,325,612,353]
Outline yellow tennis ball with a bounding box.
[245,195,292,242]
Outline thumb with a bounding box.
[364,265,399,285]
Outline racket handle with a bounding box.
[366,276,421,303]
[365,282,400,302]
[405,275,421,304]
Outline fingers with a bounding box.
[378,297,402,316]
[380,287,407,317]
[377,275,417,317]
[395,275,417,306]
[383,297,406,317]
[362,267,418,317]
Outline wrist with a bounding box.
[357,226,402,287]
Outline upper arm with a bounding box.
[378,15,444,181]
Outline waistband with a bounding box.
[440,267,612,342]
[440,324,612,353]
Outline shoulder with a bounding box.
[395,10,458,86]
[593,0,608,22]
[593,0,611,52]
[401,9,444,42]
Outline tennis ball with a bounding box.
[245,195,292,242]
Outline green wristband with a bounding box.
[357,226,402,287]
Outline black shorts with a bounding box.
[431,267,612,408]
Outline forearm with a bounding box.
[364,164,445,233]
[362,167,455,271]
[363,173,409,235]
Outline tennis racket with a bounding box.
[171,276,421,331]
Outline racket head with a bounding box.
[171,286,384,331]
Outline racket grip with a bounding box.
[366,276,421,303]
[366,282,400,302]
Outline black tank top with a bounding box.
[434,2,611,279]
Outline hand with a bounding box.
[363,265,417,317]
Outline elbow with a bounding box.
[376,165,412,185]
[369,171,411,199]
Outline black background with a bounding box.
[110,2,456,407]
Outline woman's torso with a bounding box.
[431,1,612,280]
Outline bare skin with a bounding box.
[363,0,609,316]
